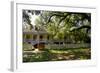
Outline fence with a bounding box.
[45,43,90,49]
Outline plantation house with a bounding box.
[23,25,49,50]
[23,24,90,51]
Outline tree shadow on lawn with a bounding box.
[23,48,91,62]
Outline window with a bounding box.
[47,35,49,40]
[40,35,43,40]
[26,34,30,39]
[54,42,59,44]
[33,35,37,40]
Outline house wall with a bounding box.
[23,33,48,50]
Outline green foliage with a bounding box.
[34,11,91,43]
[23,10,91,43]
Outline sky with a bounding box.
[29,13,39,26]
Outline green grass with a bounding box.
[23,48,91,62]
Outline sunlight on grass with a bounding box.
[23,48,91,62]
[49,50,69,54]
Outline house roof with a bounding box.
[24,40,48,45]
[23,25,48,34]
[31,41,48,45]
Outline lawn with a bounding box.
[23,48,91,62]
